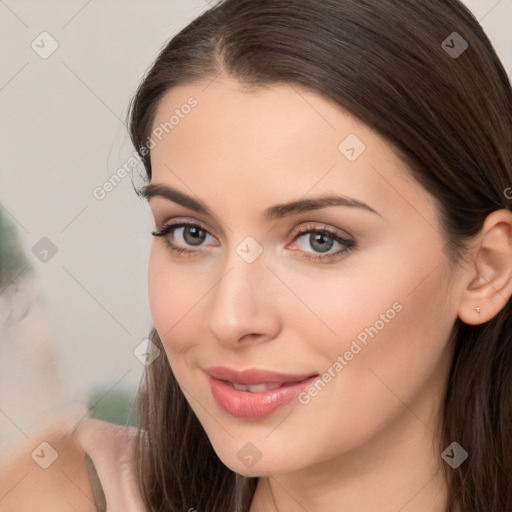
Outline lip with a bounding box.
[204,366,319,419]
[205,366,317,385]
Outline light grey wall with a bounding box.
[0,0,211,457]
[0,0,511,456]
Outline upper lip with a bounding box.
[204,366,318,385]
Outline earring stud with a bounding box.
[474,306,480,314]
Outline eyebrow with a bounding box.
[140,183,381,220]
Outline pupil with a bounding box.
[310,233,333,253]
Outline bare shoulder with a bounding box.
[0,409,97,512]
[0,405,143,512]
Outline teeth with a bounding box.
[231,382,283,392]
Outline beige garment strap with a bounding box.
[85,453,107,512]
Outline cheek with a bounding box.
[306,253,456,422]
[148,247,191,351]
[288,238,457,387]
[274,259,457,461]
[312,234,455,360]
[148,245,215,359]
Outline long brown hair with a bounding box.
[127,1,512,510]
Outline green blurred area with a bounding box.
[86,385,140,426]
[0,206,33,289]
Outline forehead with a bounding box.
[149,77,434,224]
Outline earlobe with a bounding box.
[458,209,512,326]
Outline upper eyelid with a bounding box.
[156,220,351,245]
[156,217,214,234]
[150,204,230,238]
[151,201,357,238]
[293,223,353,238]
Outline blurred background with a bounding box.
[0,0,511,460]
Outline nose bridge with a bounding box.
[220,234,270,296]
[206,241,280,345]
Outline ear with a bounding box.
[458,209,512,325]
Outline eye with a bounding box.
[151,221,218,255]
[289,225,356,261]
[152,220,355,262]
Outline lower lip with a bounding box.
[207,374,319,419]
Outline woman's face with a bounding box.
[146,76,466,476]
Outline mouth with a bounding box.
[226,380,310,392]
[204,366,319,419]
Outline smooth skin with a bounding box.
[0,406,144,511]
[2,76,512,511]
[147,76,512,512]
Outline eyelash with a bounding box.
[151,221,356,262]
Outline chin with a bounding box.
[210,440,302,478]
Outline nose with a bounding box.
[206,252,281,348]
